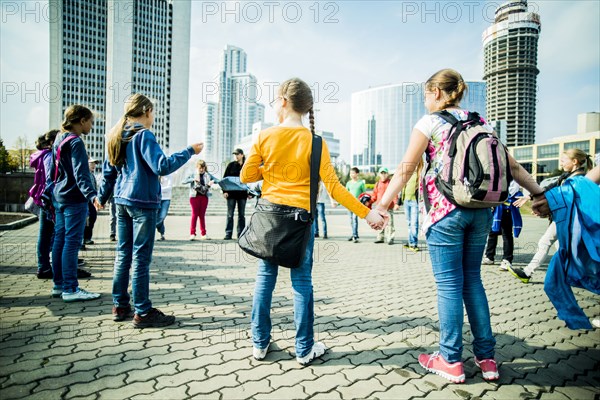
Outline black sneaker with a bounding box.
[80,244,86,251]
[374,239,384,244]
[353,237,359,243]
[37,269,53,279]
[77,268,92,278]
[133,308,176,328]
[110,235,116,242]
[508,265,531,284]
[113,305,134,322]
[84,239,94,245]
[323,235,328,239]
[78,259,86,267]
[223,236,233,240]
[314,233,320,238]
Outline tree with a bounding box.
[13,136,35,172]
[0,139,18,173]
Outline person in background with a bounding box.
[83,157,100,246]
[508,149,593,283]
[313,181,335,239]
[482,180,523,270]
[401,168,420,251]
[223,149,248,240]
[371,167,399,245]
[156,174,173,241]
[183,160,217,240]
[31,129,59,279]
[345,167,366,243]
[51,105,101,302]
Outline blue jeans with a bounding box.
[225,197,247,238]
[313,203,327,236]
[113,204,157,314]
[404,200,419,246]
[156,200,171,235]
[52,201,88,293]
[251,234,315,357]
[425,208,495,363]
[37,209,54,272]
[349,212,358,238]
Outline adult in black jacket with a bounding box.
[223,148,248,240]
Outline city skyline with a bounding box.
[46,0,191,161]
[1,1,598,164]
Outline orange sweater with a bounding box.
[241,126,370,219]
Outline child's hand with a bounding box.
[513,196,528,208]
[191,142,204,154]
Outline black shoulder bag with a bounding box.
[238,134,322,268]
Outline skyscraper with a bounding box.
[208,45,265,166]
[351,81,486,172]
[483,0,541,147]
[49,0,191,162]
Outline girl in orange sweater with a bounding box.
[241,78,387,365]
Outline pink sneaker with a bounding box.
[418,351,465,383]
[475,357,499,380]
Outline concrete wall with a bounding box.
[0,173,34,212]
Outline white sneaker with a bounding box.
[200,235,209,241]
[189,235,196,241]
[51,288,62,298]
[592,319,600,328]
[62,288,101,302]
[482,257,494,265]
[296,342,327,366]
[253,342,270,360]
[499,260,511,271]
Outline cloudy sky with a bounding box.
[1,1,598,161]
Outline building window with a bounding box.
[513,146,533,160]
[537,160,559,175]
[564,140,590,153]
[537,144,559,159]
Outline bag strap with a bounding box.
[310,134,323,220]
[53,134,78,183]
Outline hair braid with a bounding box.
[308,108,315,135]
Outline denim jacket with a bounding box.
[545,175,600,329]
[98,124,194,209]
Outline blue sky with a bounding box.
[1,1,599,161]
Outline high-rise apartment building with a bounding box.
[207,45,265,166]
[49,0,191,161]
[483,0,541,147]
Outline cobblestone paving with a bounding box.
[0,213,598,399]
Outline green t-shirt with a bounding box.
[345,179,366,198]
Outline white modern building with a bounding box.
[350,81,487,172]
[483,0,541,147]
[49,0,191,161]
[208,45,265,166]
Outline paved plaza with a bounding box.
[0,212,598,400]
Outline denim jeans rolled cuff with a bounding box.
[112,204,157,314]
[251,234,315,357]
[404,200,419,246]
[314,203,327,236]
[156,199,171,235]
[51,201,88,293]
[349,212,358,238]
[426,208,495,362]
[37,210,54,272]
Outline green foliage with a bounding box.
[0,139,18,173]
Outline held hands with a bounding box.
[93,197,103,211]
[393,204,400,211]
[366,209,389,231]
[191,142,204,154]
[223,193,229,199]
[531,194,550,218]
